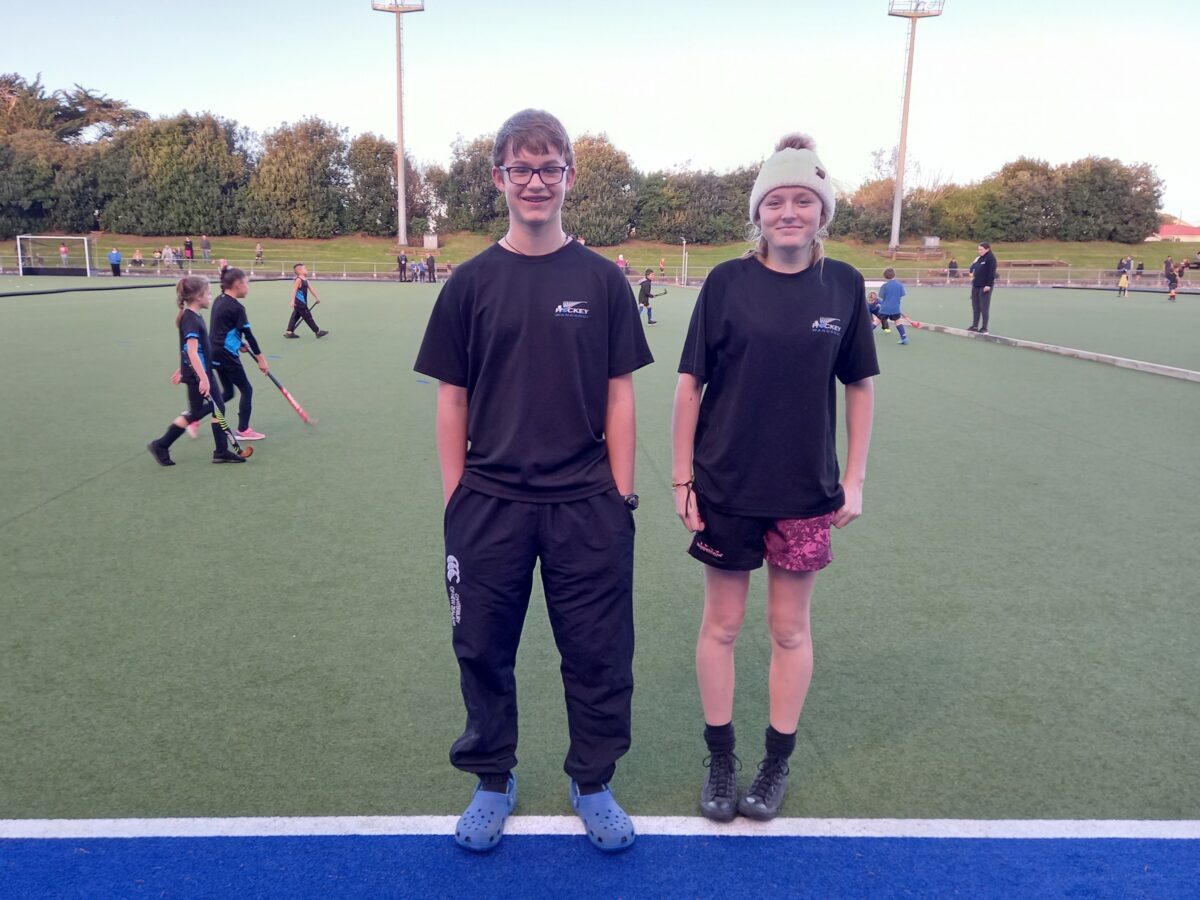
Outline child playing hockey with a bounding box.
[637,269,666,324]
[210,266,269,441]
[878,267,909,344]
[283,264,329,339]
[147,275,248,466]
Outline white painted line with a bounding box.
[1,816,1198,840]
[912,321,1200,383]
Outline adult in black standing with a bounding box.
[427,253,437,283]
[968,241,997,333]
[398,251,408,282]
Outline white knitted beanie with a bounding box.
[748,134,836,229]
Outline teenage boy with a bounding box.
[283,263,328,339]
[415,109,653,854]
[968,240,997,333]
[636,269,665,324]
[210,266,269,441]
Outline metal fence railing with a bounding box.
[2,254,1195,291]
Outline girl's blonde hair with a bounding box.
[743,133,827,265]
[175,275,208,326]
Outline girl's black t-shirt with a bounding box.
[414,241,654,502]
[178,308,210,382]
[678,255,879,519]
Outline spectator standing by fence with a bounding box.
[108,248,122,277]
[427,254,437,283]
[967,241,997,333]
[200,235,211,261]
[254,243,264,266]
[59,242,69,266]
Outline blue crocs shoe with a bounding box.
[570,781,635,852]
[455,774,516,852]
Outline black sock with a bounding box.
[480,772,510,792]
[211,422,228,452]
[158,424,186,448]
[704,721,736,755]
[765,725,796,761]
[576,783,605,796]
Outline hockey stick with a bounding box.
[263,369,317,425]
[207,389,253,458]
[242,341,317,424]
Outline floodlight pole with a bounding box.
[373,2,425,248]
[888,1,945,251]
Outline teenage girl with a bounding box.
[148,276,247,465]
[284,263,328,338]
[672,134,877,822]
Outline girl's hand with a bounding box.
[170,369,181,385]
[833,482,863,529]
[674,483,705,533]
[257,358,269,375]
[198,375,211,398]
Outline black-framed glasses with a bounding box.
[499,165,569,185]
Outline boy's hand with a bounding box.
[198,374,211,398]
[170,369,181,385]
[257,355,269,375]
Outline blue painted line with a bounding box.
[1,835,1196,899]
[267,355,282,360]
[416,379,431,384]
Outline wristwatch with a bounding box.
[623,493,640,511]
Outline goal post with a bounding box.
[17,235,94,277]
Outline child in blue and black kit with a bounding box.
[147,275,247,466]
[878,267,909,345]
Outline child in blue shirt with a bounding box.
[878,267,908,345]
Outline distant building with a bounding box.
[1146,223,1200,242]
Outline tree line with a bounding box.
[1,73,1164,246]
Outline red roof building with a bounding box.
[1148,223,1200,241]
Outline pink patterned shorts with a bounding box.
[763,513,836,573]
[688,500,836,573]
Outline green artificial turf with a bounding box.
[0,278,1197,822]
[902,285,1200,372]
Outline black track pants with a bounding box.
[442,485,636,784]
[287,304,319,334]
[970,285,993,330]
[214,355,254,432]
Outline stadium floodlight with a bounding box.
[887,0,944,250]
[372,1,425,248]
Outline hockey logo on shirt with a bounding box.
[811,316,843,335]
[555,300,590,318]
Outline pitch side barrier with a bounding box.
[3,253,1196,292]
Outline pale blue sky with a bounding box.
[9,0,1197,220]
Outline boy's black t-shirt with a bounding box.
[414,240,654,502]
[294,278,310,305]
[678,255,879,519]
[178,308,210,382]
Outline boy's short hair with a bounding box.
[883,267,896,279]
[220,266,246,290]
[293,263,303,273]
[645,268,653,276]
[978,240,991,250]
[492,109,574,168]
